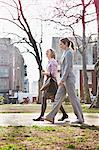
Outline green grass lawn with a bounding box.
[0,103,99,113]
[0,125,99,150]
[0,104,99,150]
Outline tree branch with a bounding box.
[0,0,17,9]
[18,0,42,69]
[0,17,24,30]
[43,18,80,27]
[69,25,83,54]
[85,0,94,8]
[23,47,36,58]
[85,18,96,23]
[86,33,97,46]
[23,38,34,47]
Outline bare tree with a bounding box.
[94,0,99,107]
[0,0,44,103]
[81,0,92,103]
[44,0,95,103]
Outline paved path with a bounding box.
[0,113,99,126]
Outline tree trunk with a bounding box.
[96,77,99,107]
[82,0,91,103]
[95,16,99,107]
[36,66,44,104]
[37,74,44,104]
[82,50,91,103]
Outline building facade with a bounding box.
[0,38,27,95]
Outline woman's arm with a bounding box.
[42,60,58,77]
[50,63,57,77]
[61,51,72,82]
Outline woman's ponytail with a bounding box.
[60,38,75,50]
[70,41,75,50]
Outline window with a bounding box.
[0,79,9,90]
[0,54,9,64]
[0,67,9,77]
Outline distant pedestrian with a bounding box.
[33,49,68,121]
[45,38,84,124]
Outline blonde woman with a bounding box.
[33,49,68,121]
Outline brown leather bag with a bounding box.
[40,77,51,91]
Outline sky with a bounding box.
[0,0,97,91]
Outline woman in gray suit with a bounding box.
[45,38,84,124]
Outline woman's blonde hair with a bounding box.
[49,49,56,59]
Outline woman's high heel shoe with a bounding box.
[33,117,44,121]
[58,114,68,121]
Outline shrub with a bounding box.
[0,96,5,104]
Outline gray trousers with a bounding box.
[46,78,84,122]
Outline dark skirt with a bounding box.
[43,78,58,100]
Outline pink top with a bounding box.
[47,58,58,78]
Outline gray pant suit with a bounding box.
[45,49,84,123]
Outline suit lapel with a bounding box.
[61,51,67,64]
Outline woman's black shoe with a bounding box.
[58,114,68,121]
[33,117,44,121]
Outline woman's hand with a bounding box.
[42,70,50,76]
[59,81,64,86]
[41,70,45,75]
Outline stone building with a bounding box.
[0,38,27,95]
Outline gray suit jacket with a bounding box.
[60,49,75,83]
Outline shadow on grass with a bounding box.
[53,121,99,131]
[6,124,99,131]
[70,124,99,131]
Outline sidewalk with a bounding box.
[0,113,99,126]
